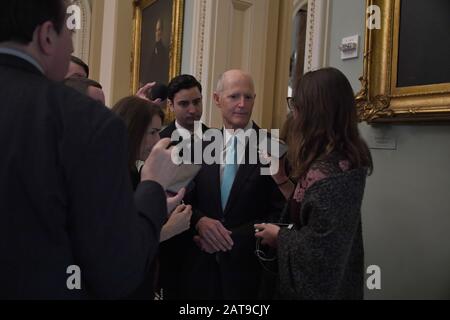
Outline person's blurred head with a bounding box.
[167,74,203,131]
[214,69,256,130]
[66,56,89,78]
[112,96,165,171]
[63,76,105,105]
[147,82,167,110]
[288,67,373,179]
[155,18,163,43]
[0,0,74,81]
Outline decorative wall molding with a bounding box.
[189,0,207,82]
[303,0,330,72]
[293,0,308,17]
[188,0,216,124]
[305,0,315,71]
[99,0,118,106]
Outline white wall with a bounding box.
[327,0,450,299]
[181,0,194,75]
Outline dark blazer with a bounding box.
[181,123,285,300]
[159,121,209,141]
[0,54,167,299]
[159,121,177,139]
[157,121,209,299]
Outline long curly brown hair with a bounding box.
[288,67,373,179]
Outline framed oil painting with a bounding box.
[357,0,450,122]
[131,0,184,93]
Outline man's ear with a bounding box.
[213,92,221,108]
[36,21,57,56]
[167,99,175,112]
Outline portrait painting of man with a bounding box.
[132,0,184,96]
[140,1,171,86]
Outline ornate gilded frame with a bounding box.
[356,0,450,123]
[131,0,184,93]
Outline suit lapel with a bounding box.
[160,121,176,139]
[207,162,224,218]
[223,160,258,215]
[201,134,224,218]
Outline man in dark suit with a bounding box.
[181,70,285,299]
[157,74,208,299]
[0,0,184,299]
[160,74,208,142]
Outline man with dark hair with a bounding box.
[66,55,89,78]
[157,74,208,299]
[160,74,208,140]
[0,0,70,80]
[64,76,105,104]
[0,0,184,299]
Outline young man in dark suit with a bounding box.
[181,70,285,299]
[160,74,209,142]
[0,0,184,299]
[157,74,209,299]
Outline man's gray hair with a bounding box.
[215,70,255,94]
[216,72,225,93]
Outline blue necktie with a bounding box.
[221,136,238,210]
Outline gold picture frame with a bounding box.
[131,0,184,121]
[356,0,450,123]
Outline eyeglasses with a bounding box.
[286,97,295,111]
